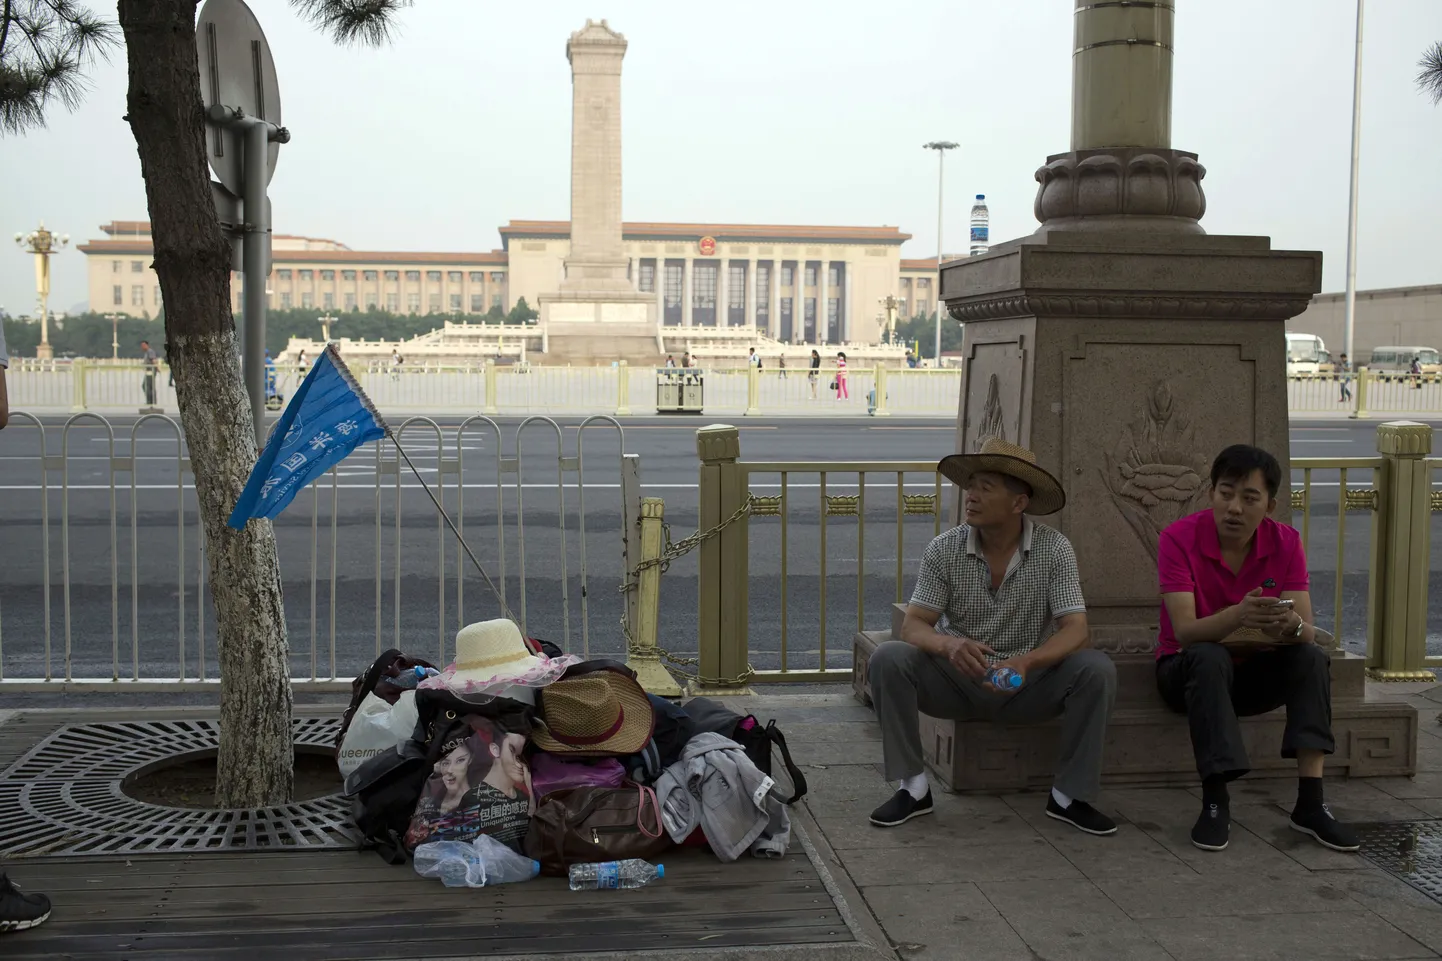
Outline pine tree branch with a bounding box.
[0,0,116,135]
[289,0,409,46]
[1419,41,1442,106]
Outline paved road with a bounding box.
[1,416,1439,684]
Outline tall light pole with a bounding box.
[923,141,958,364]
[105,312,123,359]
[1343,0,1364,365]
[14,222,69,360]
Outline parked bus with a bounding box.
[1368,345,1441,375]
[1285,332,1329,376]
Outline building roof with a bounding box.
[1311,283,1442,303]
[500,220,912,248]
[78,237,508,267]
[99,221,151,236]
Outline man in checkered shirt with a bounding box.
[867,439,1118,835]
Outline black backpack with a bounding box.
[346,689,535,864]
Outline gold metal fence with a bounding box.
[679,421,1440,693]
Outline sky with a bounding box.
[3,0,1441,315]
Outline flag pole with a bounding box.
[386,430,516,626]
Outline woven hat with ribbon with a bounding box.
[532,665,655,758]
[937,438,1067,516]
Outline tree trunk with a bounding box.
[117,0,294,808]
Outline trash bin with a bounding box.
[657,370,704,414]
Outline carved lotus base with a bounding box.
[1034,147,1207,233]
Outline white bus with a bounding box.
[1285,332,1328,376]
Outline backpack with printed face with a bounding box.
[404,713,536,854]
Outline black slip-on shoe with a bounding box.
[1045,796,1118,836]
[1290,804,1360,852]
[0,874,51,933]
[869,788,934,827]
[1191,802,1230,851]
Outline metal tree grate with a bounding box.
[1356,819,1442,904]
[0,718,354,858]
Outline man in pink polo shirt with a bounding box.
[1155,445,1357,855]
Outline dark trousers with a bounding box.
[1156,642,1334,781]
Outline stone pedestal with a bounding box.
[941,230,1321,654]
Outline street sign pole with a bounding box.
[196,0,285,445]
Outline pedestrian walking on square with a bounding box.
[1337,354,1351,403]
[140,339,158,406]
[808,349,820,399]
[778,356,787,379]
[834,351,849,400]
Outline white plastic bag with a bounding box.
[413,835,541,887]
[337,690,419,778]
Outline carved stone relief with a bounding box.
[1100,381,1212,562]
[973,374,1006,452]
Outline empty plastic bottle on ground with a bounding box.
[970,194,989,257]
[568,859,665,891]
[986,665,1022,690]
[413,836,540,887]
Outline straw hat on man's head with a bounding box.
[937,438,1066,516]
[532,663,654,757]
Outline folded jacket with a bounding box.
[654,731,782,863]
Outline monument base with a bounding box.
[538,290,662,365]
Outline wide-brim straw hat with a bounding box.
[937,438,1067,516]
[422,619,580,700]
[531,665,654,757]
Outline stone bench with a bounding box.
[851,607,1418,792]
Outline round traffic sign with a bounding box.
[196,0,282,193]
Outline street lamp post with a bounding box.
[1343,0,1364,365]
[878,294,901,344]
[922,142,958,365]
[105,312,122,359]
[318,313,338,343]
[14,222,69,360]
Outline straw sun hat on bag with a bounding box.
[531,665,655,757]
[420,618,580,705]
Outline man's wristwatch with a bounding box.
[1287,615,1306,639]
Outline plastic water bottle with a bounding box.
[986,665,1022,690]
[568,859,665,891]
[413,837,540,887]
[390,665,440,689]
[969,194,989,257]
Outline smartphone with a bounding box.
[1271,598,1295,609]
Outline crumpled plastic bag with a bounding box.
[413,835,541,887]
[337,690,418,777]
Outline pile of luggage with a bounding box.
[336,618,806,881]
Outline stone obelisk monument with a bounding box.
[941,1,1319,652]
[539,20,656,349]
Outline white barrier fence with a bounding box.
[7,360,965,418]
[0,412,640,690]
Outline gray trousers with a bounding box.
[868,641,1116,803]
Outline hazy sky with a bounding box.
[4,0,1440,315]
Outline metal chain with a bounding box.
[618,493,759,687]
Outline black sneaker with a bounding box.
[1290,803,1360,852]
[1191,802,1230,851]
[1045,796,1117,836]
[0,873,51,933]
[869,788,934,827]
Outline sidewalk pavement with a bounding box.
[5,684,1442,961]
[761,682,1442,961]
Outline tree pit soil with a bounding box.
[124,751,342,809]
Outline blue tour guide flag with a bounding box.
[228,345,386,529]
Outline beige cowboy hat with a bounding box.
[937,438,1067,516]
[531,664,655,757]
[425,619,580,704]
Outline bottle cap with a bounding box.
[976,194,985,200]
[531,860,541,872]
[656,864,665,878]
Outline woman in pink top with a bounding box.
[1153,445,1357,856]
[834,351,849,400]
